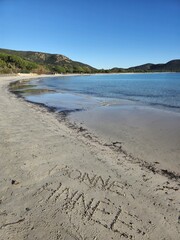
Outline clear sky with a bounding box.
[0,0,180,69]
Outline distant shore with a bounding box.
[0,75,179,240]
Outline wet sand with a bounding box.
[69,104,180,173]
[0,75,180,240]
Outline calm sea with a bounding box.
[27,73,180,113]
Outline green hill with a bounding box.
[0,48,180,74]
[126,60,180,72]
[0,48,97,74]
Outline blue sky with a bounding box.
[0,0,180,68]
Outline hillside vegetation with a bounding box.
[0,49,97,74]
[0,53,41,74]
[109,60,180,73]
[0,48,180,74]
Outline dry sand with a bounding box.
[0,75,180,240]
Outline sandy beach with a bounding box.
[0,75,180,240]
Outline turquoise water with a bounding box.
[27,73,180,112]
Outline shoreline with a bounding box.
[0,75,180,239]
[8,74,180,174]
[8,72,180,115]
[69,104,180,174]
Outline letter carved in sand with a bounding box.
[33,166,146,238]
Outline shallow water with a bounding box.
[28,73,180,113]
[24,73,180,173]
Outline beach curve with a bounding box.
[0,75,179,240]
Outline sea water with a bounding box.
[27,73,180,113]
